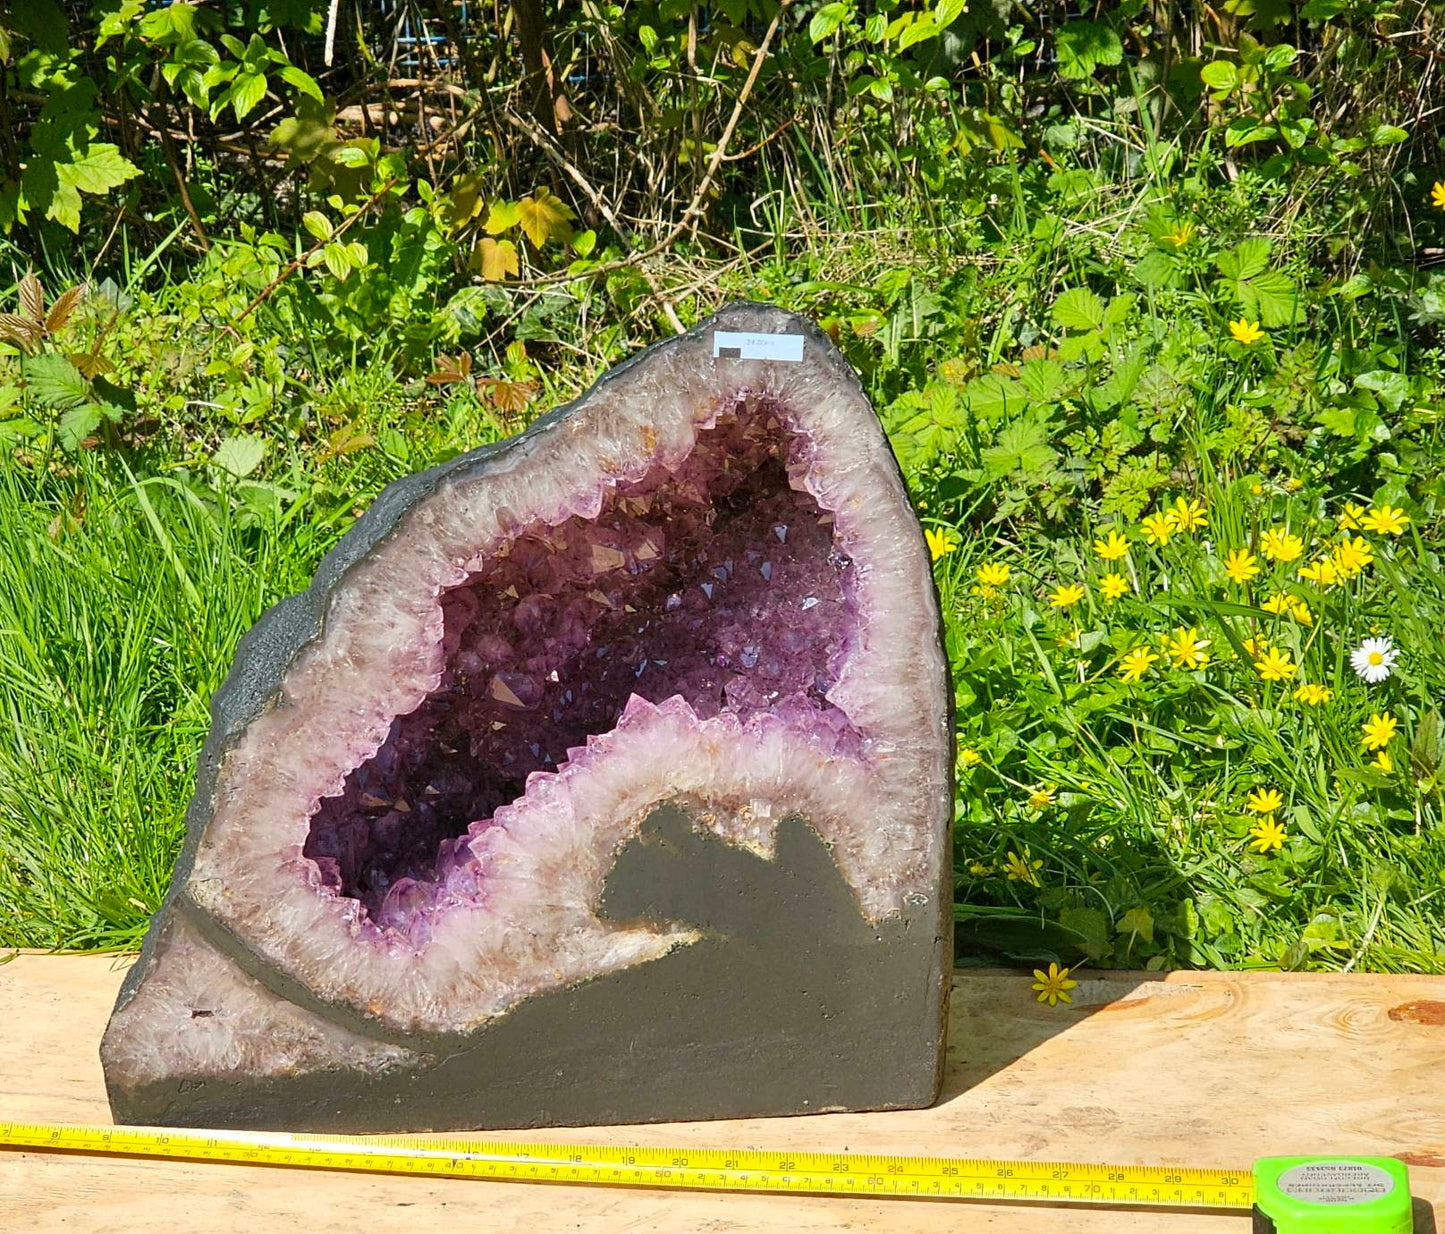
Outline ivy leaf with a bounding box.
[58,404,103,451]
[55,144,142,196]
[23,353,89,409]
[1051,287,1105,331]
[1055,20,1123,80]
[516,187,575,249]
[475,237,519,282]
[212,433,268,479]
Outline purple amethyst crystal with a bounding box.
[101,302,953,1132]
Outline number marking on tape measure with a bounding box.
[0,1121,1255,1209]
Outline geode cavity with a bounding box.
[100,302,954,1132]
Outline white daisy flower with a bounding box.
[1350,636,1398,684]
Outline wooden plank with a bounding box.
[2,955,1444,1232]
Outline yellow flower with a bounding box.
[976,561,1011,589]
[961,747,983,767]
[1248,816,1288,854]
[1093,529,1130,561]
[1165,626,1210,670]
[1284,477,1303,493]
[1261,593,1291,616]
[1298,557,1341,588]
[1117,644,1158,683]
[1141,511,1175,546]
[1432,181,1445,211]
[1223,548,1260,585]
[1338,502,1366,531]
[1247,786,1284,814]
[1229,318,1266,345]
[1164,222,1196,247]
[925,527,960,561]
[1251,482,1265,496]
[1360,504,1409,536]
[1372,748,1394,773]
[1254,646,1297,682]
[1259,528,1304,562]
[973,584,999,599]
[1242,635,1269,658]
[1332,535,1373,577]
[1168,495,1208,534]
[1056,627,1083,649]
[1293,682,1333,706]
[1049,582,1086,609]
[1031,962,1078,1007]
[1099,572,1131,601]
[1028,786,1056,811]
[1291,598,1312,625]
[1361,711,1398,751]
[1005,848,1043,884]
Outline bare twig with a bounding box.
[506,0,796,290]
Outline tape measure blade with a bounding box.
[0,1121,1255,1210]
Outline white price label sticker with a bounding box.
[712,331,805,362]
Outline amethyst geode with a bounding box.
[101,302,954,1131]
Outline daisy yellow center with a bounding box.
[1368,651,1383,665]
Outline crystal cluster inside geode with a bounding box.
[304,404,860,939]
[102,303,952,1131]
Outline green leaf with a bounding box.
[1119,905,1155,945]
[1132,250,1180,290]
[898,18,940,50]
[23,353,89,409]
[1238,268,1298,327]
[212,433,268,478]
[981,417,1057,480]
[808,2,849,43]
[301,210,333,241]
[231,71,267,120]
[278,65,323,102]
[932,0,967,27]
[1018,358,1068,404]
[1199,60,1238,91]
[483,200,522,235]
[322,242,351,280]
[1215,238,1271,282]
[57,404,102,450]
[54,144,141,196]
[1055,20,1123,80]
[1059,906,1112,960]
[1052,287,1105,331]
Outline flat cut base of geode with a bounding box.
[105,804,946,1131]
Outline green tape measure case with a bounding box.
[1252,1157,1412,1233]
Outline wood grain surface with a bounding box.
[2,954,1443,1232]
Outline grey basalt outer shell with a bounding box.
[102,301,955,1132]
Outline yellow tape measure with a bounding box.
[0,1120,1255,1209]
